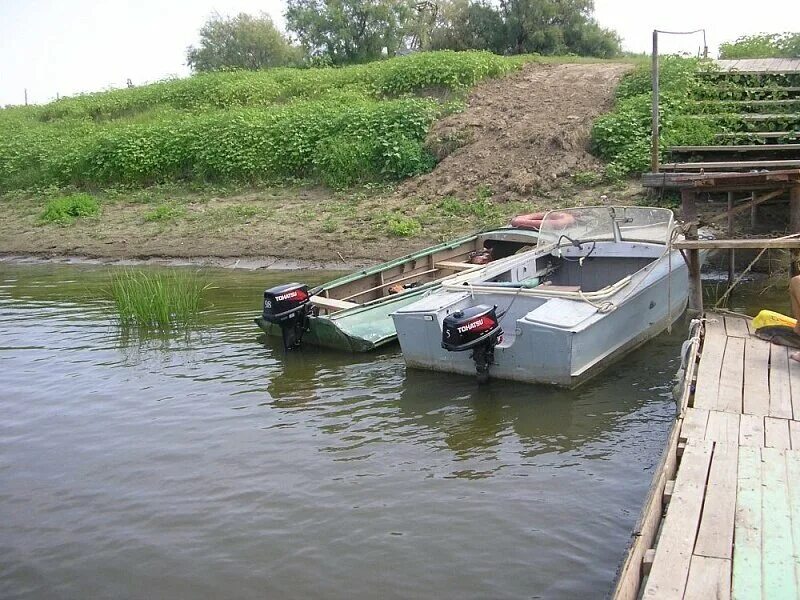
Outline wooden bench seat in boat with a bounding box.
[310,296,360,311]
[436,261,478,271]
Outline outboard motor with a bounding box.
[262,283,312,350]
[441,305,502,383]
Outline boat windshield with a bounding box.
[536,206,674,248]
[614,206,674,243]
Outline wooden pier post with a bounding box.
[651,31,660,174]
[681,189,703,314]
[727,192,735,295]
[791,185,800,278]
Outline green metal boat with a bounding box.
[254,226,540,352]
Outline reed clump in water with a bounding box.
[109,270,210,330]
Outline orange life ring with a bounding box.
[511,211,575,231]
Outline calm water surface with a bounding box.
[2,262,764,600]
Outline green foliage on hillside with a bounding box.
[719,33,800,59]
[591,57,714,177]
[0,51,522,192]
[591,56,800,178]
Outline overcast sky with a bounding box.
[1,0,798,106]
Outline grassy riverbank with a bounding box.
[0,54,641,263]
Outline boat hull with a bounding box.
[393,252,689,387]
[255,227,540,352]
[255,285,436,352]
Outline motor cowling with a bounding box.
[262,283,312,349]
[441,305,502,383]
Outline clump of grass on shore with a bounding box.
[109,270,210,330]
[39,193,100,225]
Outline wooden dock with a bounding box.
[613,313,800,599]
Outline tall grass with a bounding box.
[109,270,210,330]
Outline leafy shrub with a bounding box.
[385,214,422,237]
[572,170,602,186]
[371,51,519,96]
[39,193,100,225]
[144,203,186,222]
[719,33,800,59]
[314,135,378,188]
[591,57,719,178]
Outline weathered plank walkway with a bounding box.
[613,313,800,599]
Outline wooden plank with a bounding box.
[715,132,800,139]
[675,238,800,250]
[643,441,713,600]
[682,407,709,442]
[685,555,731,600]
[765,417,791,449]
[707,189,787,224]
[670,144,800,152]
[695,443,739,559]
[309,296,359,311]
[612,418,683,600]
[790,353,800,420]
[662,159,800,172]
[725,316,751,338]
[761,447,798,597]
[718,337,745,413]
[739,414,765,448]
[705,410,741,445]
[435,260,477,270]
[790,421,800,450]
[769,344,793,419]
[733,446,762,600]
[785,450,800,593]
[744,337,771,416]
[694,318,727,409]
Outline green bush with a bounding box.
[385,214,422,237]
[144,203,186,222]
[39,193,100,225]
[719,33,800,59]
[591,57,720,178]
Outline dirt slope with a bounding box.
[398,61,633,203]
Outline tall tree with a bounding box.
[285,0,415,64]
[187,13,304,72]
[429,0,507,54]
[499,0,619,57]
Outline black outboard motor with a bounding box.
[441,305,503,383]
[262,283,312,350]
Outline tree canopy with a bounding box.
[186,13,303,72]
[285,0,414,64]
[187,1,622,73]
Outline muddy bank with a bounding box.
[0,252,372,271]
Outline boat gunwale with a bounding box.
[313,226,541,320]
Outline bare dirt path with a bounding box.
[399,61,634,203]
[0,62,638,266]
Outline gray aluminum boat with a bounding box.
[391,206,688,388]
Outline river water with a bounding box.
[0,263,777,600]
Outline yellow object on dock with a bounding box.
[752,309,796,331]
